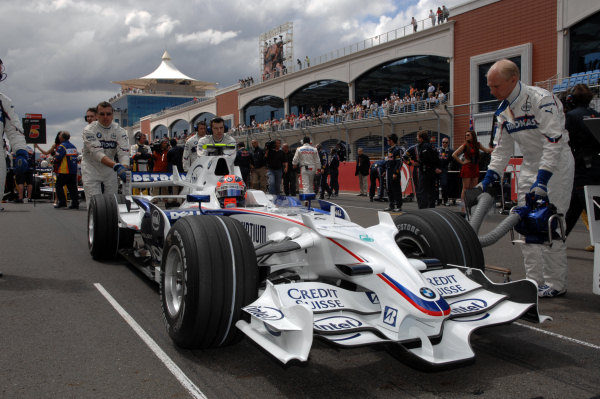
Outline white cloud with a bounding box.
[0,0,471,151]
[124,10,179,42]
[176,29,239,46]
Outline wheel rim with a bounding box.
[396,236,427,258]
[88,209,94,248]
[164,245,185,317]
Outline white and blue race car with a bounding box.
[87,144,547,368]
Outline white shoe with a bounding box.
[537,284,566,298]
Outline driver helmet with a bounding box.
[216,175,246,208]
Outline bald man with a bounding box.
[479,59,574,298]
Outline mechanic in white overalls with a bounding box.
[479,59,574,298]
[292,137,321,194]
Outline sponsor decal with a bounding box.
[521,96,531,112]
[420,287,436,299]
[334,207,344,218]
[96,132,102,138]
[503,115,538,134]
[287,287,344,311]
[151,210,161,231]
[365,291,379,304]
[132,173,175,182]
[241,222,267,244]
[244,305,283,321]
[449,298,488,315]
[425,273,467,296]
[383,306,398,326]
[111,133,116,139]
[98,140,117,149]
[359,234,374,242]
[314,316,363,332]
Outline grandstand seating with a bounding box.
[553,69,600,93]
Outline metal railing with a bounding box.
[231,95,449,137]
[245,15,450,87]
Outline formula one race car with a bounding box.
[87,143,547,367]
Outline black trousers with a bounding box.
[240,167,251,189]
[329,169,339,195]
[319,171,332,198]
[283,171,297,196]
[369,170,384,199]
[415,171,437,209]
[387,172,402,209]
[56,173,79,206]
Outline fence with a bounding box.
[245,15,451,86]
[231,94,449,137]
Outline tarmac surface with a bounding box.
[0,193,599,399]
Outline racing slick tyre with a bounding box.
[161,215,258,349]
[88,193,119,260]
[393,208,484,269]
[115,194,134,249]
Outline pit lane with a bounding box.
[0,194,598,398]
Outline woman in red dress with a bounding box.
[452,130,492,210]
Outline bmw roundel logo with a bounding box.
[420,287,436,299]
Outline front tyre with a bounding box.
[88,194,119,260]
[394,208,484,269]
[161,215,258,349]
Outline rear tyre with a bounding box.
[394,208,484,269]
[88,194,119,260]
[161,215,258,349]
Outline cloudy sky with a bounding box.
[1,0,467,149]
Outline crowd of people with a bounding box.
[230,85,448,136]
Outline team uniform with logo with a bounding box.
[0,93,27,199]
[292,143,320,194]
[488,81,574,293]
[182,134,200,172]
[82,121,130,198]
[197,134,236,157]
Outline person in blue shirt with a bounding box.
[54,131,79,209]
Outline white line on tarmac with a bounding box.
[94,283,207,399]
[515,321,600,351]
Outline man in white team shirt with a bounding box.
[81,101,130,199]
[182,123,207,171]
[197,117,236,156]
[292,137,321,194]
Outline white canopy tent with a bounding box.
[112,51,216,93]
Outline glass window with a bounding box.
[569,11,600,74]
[478,56,521,112]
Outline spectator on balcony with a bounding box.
[305,55,310,68]
[412,17,417,32]
[442,5,449,22]
[429,9,436,26]
[437,7,443,24]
